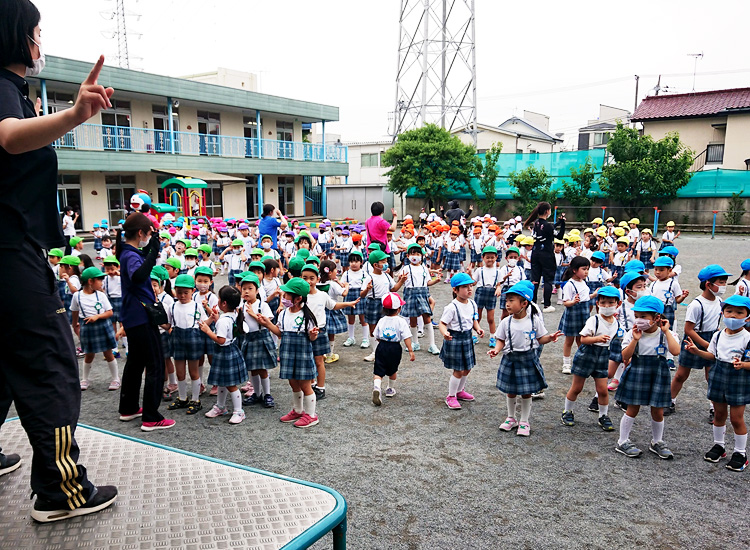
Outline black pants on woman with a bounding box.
[531,252,556,308]
[118,323,165,423]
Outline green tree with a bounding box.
[477,142,503,212]
[382,124,481,206]
[508,165,558,216]
[724,193,746,225]
[599,122,694,218]
[561,157,596,221]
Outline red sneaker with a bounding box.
[456,390,475,402]
[293,413,320,428]
[280,410,304,423]
[141,419,176,432]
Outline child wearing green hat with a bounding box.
[219,239,247,286]
[47,248,65,301]
[102,257,124,357]
[193,265,219,395]
[361,250,407,362]
[197,244,217,275]
[59,255,82,325]
[69,236,84,257]
[71,267,119,391]
[239,273,277,408]
[150,267,177,400]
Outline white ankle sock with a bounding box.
[293,391,304,413]
[372,339,378,353]
[261,376,271,396]
[191,379,201,400]
[563,356,571,366]
[564,398,576,412]
[251,374,262,395]
[347,323,355,339]
[230,389,242,412]
[426,323,436,348]
[82,361,92,382]
[178,379,187,401]
[217,387,228,408]
[651,419,664,444]
[330,341,335,355]
[448,375,461,397]
[619,414,635,445]
[713,425,726,445]
[506,396,517,418]
[417,317,424,331]
[107,360,119,382]
[519,397,532,423]
[303,393,317,417]
[386,376,395,389]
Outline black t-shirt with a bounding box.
[0,69,64,250]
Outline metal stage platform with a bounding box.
[0,419,347,549]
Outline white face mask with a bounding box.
[262,242,271,249]
[629,289,649,300]
[25,37,45,77]
[633,318,653,331]
[186,260,196,268]
[408,255,421,265]
[507,258,518,267]
[710,284,727,297]
[138,240,150,248]
[196,283,210,293]
[599,306,617,317]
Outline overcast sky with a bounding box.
[34,0,750,148]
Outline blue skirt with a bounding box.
[586,281,604,295]
[343,288,365,316]
[64,292,74,323]
[267,296,281,322]
[311,329,331,356]
[443,251,463,272]
[228,269,241,286]
[609,336,623,364]
[171,327,204,361]
[279,332,316,380]
[678,330,715,369]
[616,354,671,408]
[326,309,348,335]
[200,235,208,245]
[207,342,246,387]
[364,296,383,326]
[337,250,350,268]
[161,331,172,359]
[558,300,590,336]
[663,304,675,328]
[321,242,333,255]
[439,329,476,371]
[639,250,654,270]
[571,344,609,379]
[708,360,750,406]
[212,242,221,255]
[108,296,122,323]
[200,322,216,356]
[401,287,432,318]
[241,329,277,370]
[58,280,67,303]
[475,286,498,311]
[80,319,117,354]
[93,238,102,251]
[611,266,625,286]
[496,349,547,395]
[470,250,482,264]
[554,265,566,286]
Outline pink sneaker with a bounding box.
[517,422,531,437]
[456,390,475,402]
[294,413,319,428]
[209,385,218,396]
[80,380,90,391]
[280,409,304,423]
[607,379,620,392]
[229,410,246,424]
[204,405,229,418]
[141,418,176,432]
[119,408,143,422]
[445,395,461,409]
[499,417,518,431]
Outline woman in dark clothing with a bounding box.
[116,213,175,432]
[442,200,473,229]
[525,202,565,312]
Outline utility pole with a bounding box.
[634,75,639,113]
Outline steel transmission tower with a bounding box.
[391,0,477,145]
[114,0,130,69]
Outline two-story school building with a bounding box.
[26,56,348,231]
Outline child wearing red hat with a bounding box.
[371,292,415,406]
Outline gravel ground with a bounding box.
[8,234,750,549]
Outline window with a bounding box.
[197,111,220,155]
[361,152,380,167]
[277,176,295,216]
[45,91,75,114]
[516,149,523,154]
[593,132,610,146]
[245,175,259,218]
[105,175,136,226]
[203,184,223,218]
[243,117,258,157]
[152,104,179,153]
[276,121,293,142]
[101,101,132,151]
[57,174,83,230]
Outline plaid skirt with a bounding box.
[200,235,208,245]
[337,250,350,268]
[470,250,482,264]
[611,266,625,286]
[311,329,331,356]
[639,250,654,270]
[496,349,547,395]
[586,281,604,295]
[609,336,623,363]
[401,287,432,318]
[462,248,468,261]
[212,242,221,255]
[241,329,278,370]
[497,288,511,311]
[616,354,671,408]
[228,269,241,286]
[80,319,117,354]
[364,296,384,326]
[267,296,281,322]
[327,309,348,335]
[58,280,67,303]
[558,300,591,336]
[475,286,498,311]
[554,265,566,286]
[571,344,610,379]
[443,251,463,272]
[108,296,122,323]
[662,304,675,328]
[343,288,365,316]
[207,342,246,387]
[708,360,750,406]
[279,332,317,380]
[678,330,715,369]
[171,327,204,361]
[321,242,333,256]
[93,237,102,251]
[64,292,74,323]
[161,331,172,359]
[439,329,476,371]
[200,323,216,356]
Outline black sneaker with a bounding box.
[663,402,676,416]
[588,395,599,413]
[263,394,275,408]
[598,414,614,431]
[167,398,189,411]
[704,444,726,463]
[31,485,118,523]
[242,393,262,406]
[615,400,628,412]
[708,408,715,424]
[313,386,326,400]
[725,452,748,472]
[186,400,202,415]
[0,453,22,477]
[560,410,575,426]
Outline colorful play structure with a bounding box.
[161,177,209,218]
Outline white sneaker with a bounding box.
[543,306,556,313]
[417,330,424,338]
[412,342,421,351]
[364,352,376,362]
[427,344,440,355]
[360,339,370,349]
[342,337,356,347]
[562,363,572,375]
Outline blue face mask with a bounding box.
[724,316,749,331]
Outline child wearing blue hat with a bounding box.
[669,264,730,421]
[585,251,613,310]
[607,272,646,397]
[657,246,681,278]
[561,285,622,432]
[685,294,750,471]
[731,259,750,301]
[439,273,484,410]
[489,282,562,436]
[559,256,592,374]
[649,256,689,330]
[615,295,681,459]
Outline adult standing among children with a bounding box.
[257,203,288,249]
[0,0,117,521]
[62,205,78,254]
[366,202,399,272]
[525,201,565,313]
[443,200,473,231]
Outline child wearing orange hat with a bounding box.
[443,226,465,283]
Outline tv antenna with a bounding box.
[687,52,703,92]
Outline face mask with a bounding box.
[628,289,648,300]
[25,37,45,77]
[262,242,271,249]
[507,258,518,267]
[232,249,240,254]
[710,284,727,297]
[409,256,421,265]
[186,260,196,268]
[724,316,748,331]
[599,306,617,317]
[196,283,210,293]
[633,318,653,331]
[281,298,294,308]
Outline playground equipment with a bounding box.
[161,177,208,218]
[129,189,178,227]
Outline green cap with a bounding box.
[296,249,311,260]
[198,244,212,254]
[60,255,81,266]
[237,271,253,282]
[250,248,264,257]
[369,250,388,264]
[248,261,266,271]
[150,265,169,282]
[506,246,520,256]
[260,234,273,242]
[80,266,105,282]
[159,232,170,239]
[482,246,498,255]
[305,255,321,265]
[102,256,120,265]
[301,263,319,274]
[48,248,64,258]
[348,250,364,260]
[367,243,381,251]
[180,239,192,248]
[69,236,83,247]
[288,257,306,272]
[194,266,213,278]
[240,273,261,287]
[174,274,196,289]
[407,243,424,254]
[165,257,182,270]
[294,231,312,243]
[231,239,244,247]
[280,276,310,297]
[185,248,199,257]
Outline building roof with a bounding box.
[632,88,750,122]
[497,116,563,143]
[578,121,618,132]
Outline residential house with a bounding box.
[577,105,630,151]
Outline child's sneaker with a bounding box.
[704,444,726,463]
[280,409,304,423]
[726,452,749,472]
[209,385,218,396]
[417,329,424,338]
[372,387,381,406]
[364,352,376,362]
[294,413,319,428]
[342,337,356,347]
[427,344,440,355]
[229,410,246,424]
[489,336,496,347]
[167,398,189,410]
[242,393,262,406]
[445,395,461,409]
[384,387,396,398]
[76,347,85,358]
[240,381,253,393]
[615,439,643,458]
[588,395,599,412]
[562,363,572,375]
[108,380,121,391]
[456,390,474,401]
[412,342,421,351]
[499,417,518,431]
[204,405,229,418]
[598,415,614,431]
[649,441,674,460]
[112,350,121,358]
[263,394,275,408]
[607,379,619,391]
[561,410,575,426]
[200,383,206,395]
[472,335,479,344]
[531,390,545,399]
[186,400,202,415]
[140,419,176,432]
[516,422,531,437]
[80,380,90,391]
[360,339,370,349]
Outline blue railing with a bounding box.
[52,123,347,163]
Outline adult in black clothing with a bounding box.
[0,0,117,522]
[442,200,473,230]
[525,202,565,310]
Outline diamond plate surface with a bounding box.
[0,421,336,549]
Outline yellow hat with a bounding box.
[514,235,525,242]
[614,227,626,237]
[583,227,594,234]
[616,236,630,244]
[606,216,615,223]
[596,227,607,237]
[642,228,652,235]
[554,238,565,245]
[569,229,581,236]
[628,218,640,225]
[568,235,582,243]
[666,221,675,226]
[521,236,535,245]
[591,217,603,225]
[618,221,629,228]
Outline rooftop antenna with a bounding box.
[687,52,703,92]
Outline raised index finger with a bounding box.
[84,55,105,85]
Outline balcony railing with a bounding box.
[52,123,348,163]
[706,143,724,164]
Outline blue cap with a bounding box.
[632,295,665,314]
[101,219,108,225]
[659,246,679,257]
[450,272,474,288]
[591,251,606,262]
[619,271,646,290]
[118,219,125,224]
[506,282,533,301]
[741,259,750,272]
[654,256,674,268]
[597,286,621,299]
[93,223,100,228]
[515,280,535,292]
[624,260,645,273]
[698,264,732,282]
[723,294,750,312]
